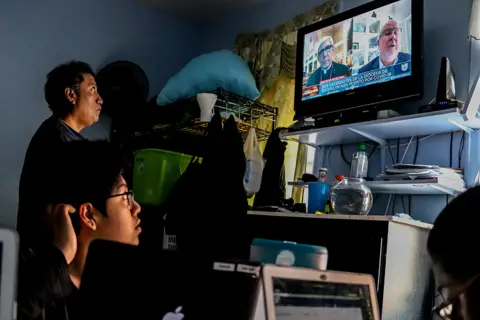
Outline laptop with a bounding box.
[80,240,262,320]
[261,264,380,320]
[0,229,19,320]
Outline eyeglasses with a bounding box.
[318,44,334,56]
[433,274,480,319]
[107,190,135,208]
[381,27,402,37]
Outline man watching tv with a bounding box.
[17,140,142,320]
[306,36,351,87]
[359,19,411,74]
[18,61,104,251]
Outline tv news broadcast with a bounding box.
[301,0,412,101]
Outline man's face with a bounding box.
[378,20,401,62]
[318,39,334,70]
[72,73,103,128]
[93,176,142,246]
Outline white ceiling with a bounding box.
[138,0,270,24]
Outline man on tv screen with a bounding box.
[307,36,351,87]
[359,19,411,74]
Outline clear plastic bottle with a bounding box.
[350,143,368,178]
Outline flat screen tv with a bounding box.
[294,0,423,120]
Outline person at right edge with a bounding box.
[428,186,480,319]
[17,140,142,320]
[17,61,103,251]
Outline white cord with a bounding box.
[365,134,436,149]
[325,145,333,170]
[400,136,414,163]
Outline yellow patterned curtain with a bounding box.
[235,0,337,202]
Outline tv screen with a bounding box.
[295,0,423,119]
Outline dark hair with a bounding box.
[44,61,95,118]
[427,186,480,282]
[44,140,125,221]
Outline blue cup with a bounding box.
[308,183,330,213]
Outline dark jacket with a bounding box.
[17,116,85,250]
[17,246,78,320]
[306,62,351,87]
[17,116,85,320]
[358,52,411,74]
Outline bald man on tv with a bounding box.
[359,19,411,74]
[307,36,350,87]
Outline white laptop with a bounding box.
[0,229,19,320]
[260,264,380,320]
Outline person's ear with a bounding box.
[64,87,77,105]
[78,203,97,231]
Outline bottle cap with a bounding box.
[358,143,367,151]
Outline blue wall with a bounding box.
[0,0,200,228]
[200,0,474,223]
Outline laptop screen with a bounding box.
[272,278,375,320]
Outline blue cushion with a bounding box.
[156,50,260,106]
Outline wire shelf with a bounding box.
[131,88,277,142]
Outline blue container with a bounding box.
[308,183,330,213]
[250,238,328,270]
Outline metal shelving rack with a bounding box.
[282,107,480,195]
[132,88,277,142]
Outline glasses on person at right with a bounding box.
[433,274,480,319]
[381,27,402,37]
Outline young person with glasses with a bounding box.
[428,186,480,319]
[17,140,141,320]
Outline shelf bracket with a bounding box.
[348,128,388,171]
[348,128,387,146]
[430,184,457,196]
[448,119,474,134]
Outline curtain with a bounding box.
[235,0,338,202]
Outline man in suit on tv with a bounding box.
[307,36,350,87]
[359,19,411,74]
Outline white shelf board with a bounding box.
[288,179,465,196]
[247,211,433,230]
[281,108,480,146]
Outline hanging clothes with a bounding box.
[254,128,287,208]
[166,112,248,260]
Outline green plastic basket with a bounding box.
[133,149,195,206]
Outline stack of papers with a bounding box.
[376,164,465,190]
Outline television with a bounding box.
[294,0,423,120]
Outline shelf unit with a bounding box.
[288,178,465,196]
[132,88,278,142]
[281,108,480,195]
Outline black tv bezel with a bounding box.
[294,0,424,120]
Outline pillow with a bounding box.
[156,50,260,106]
